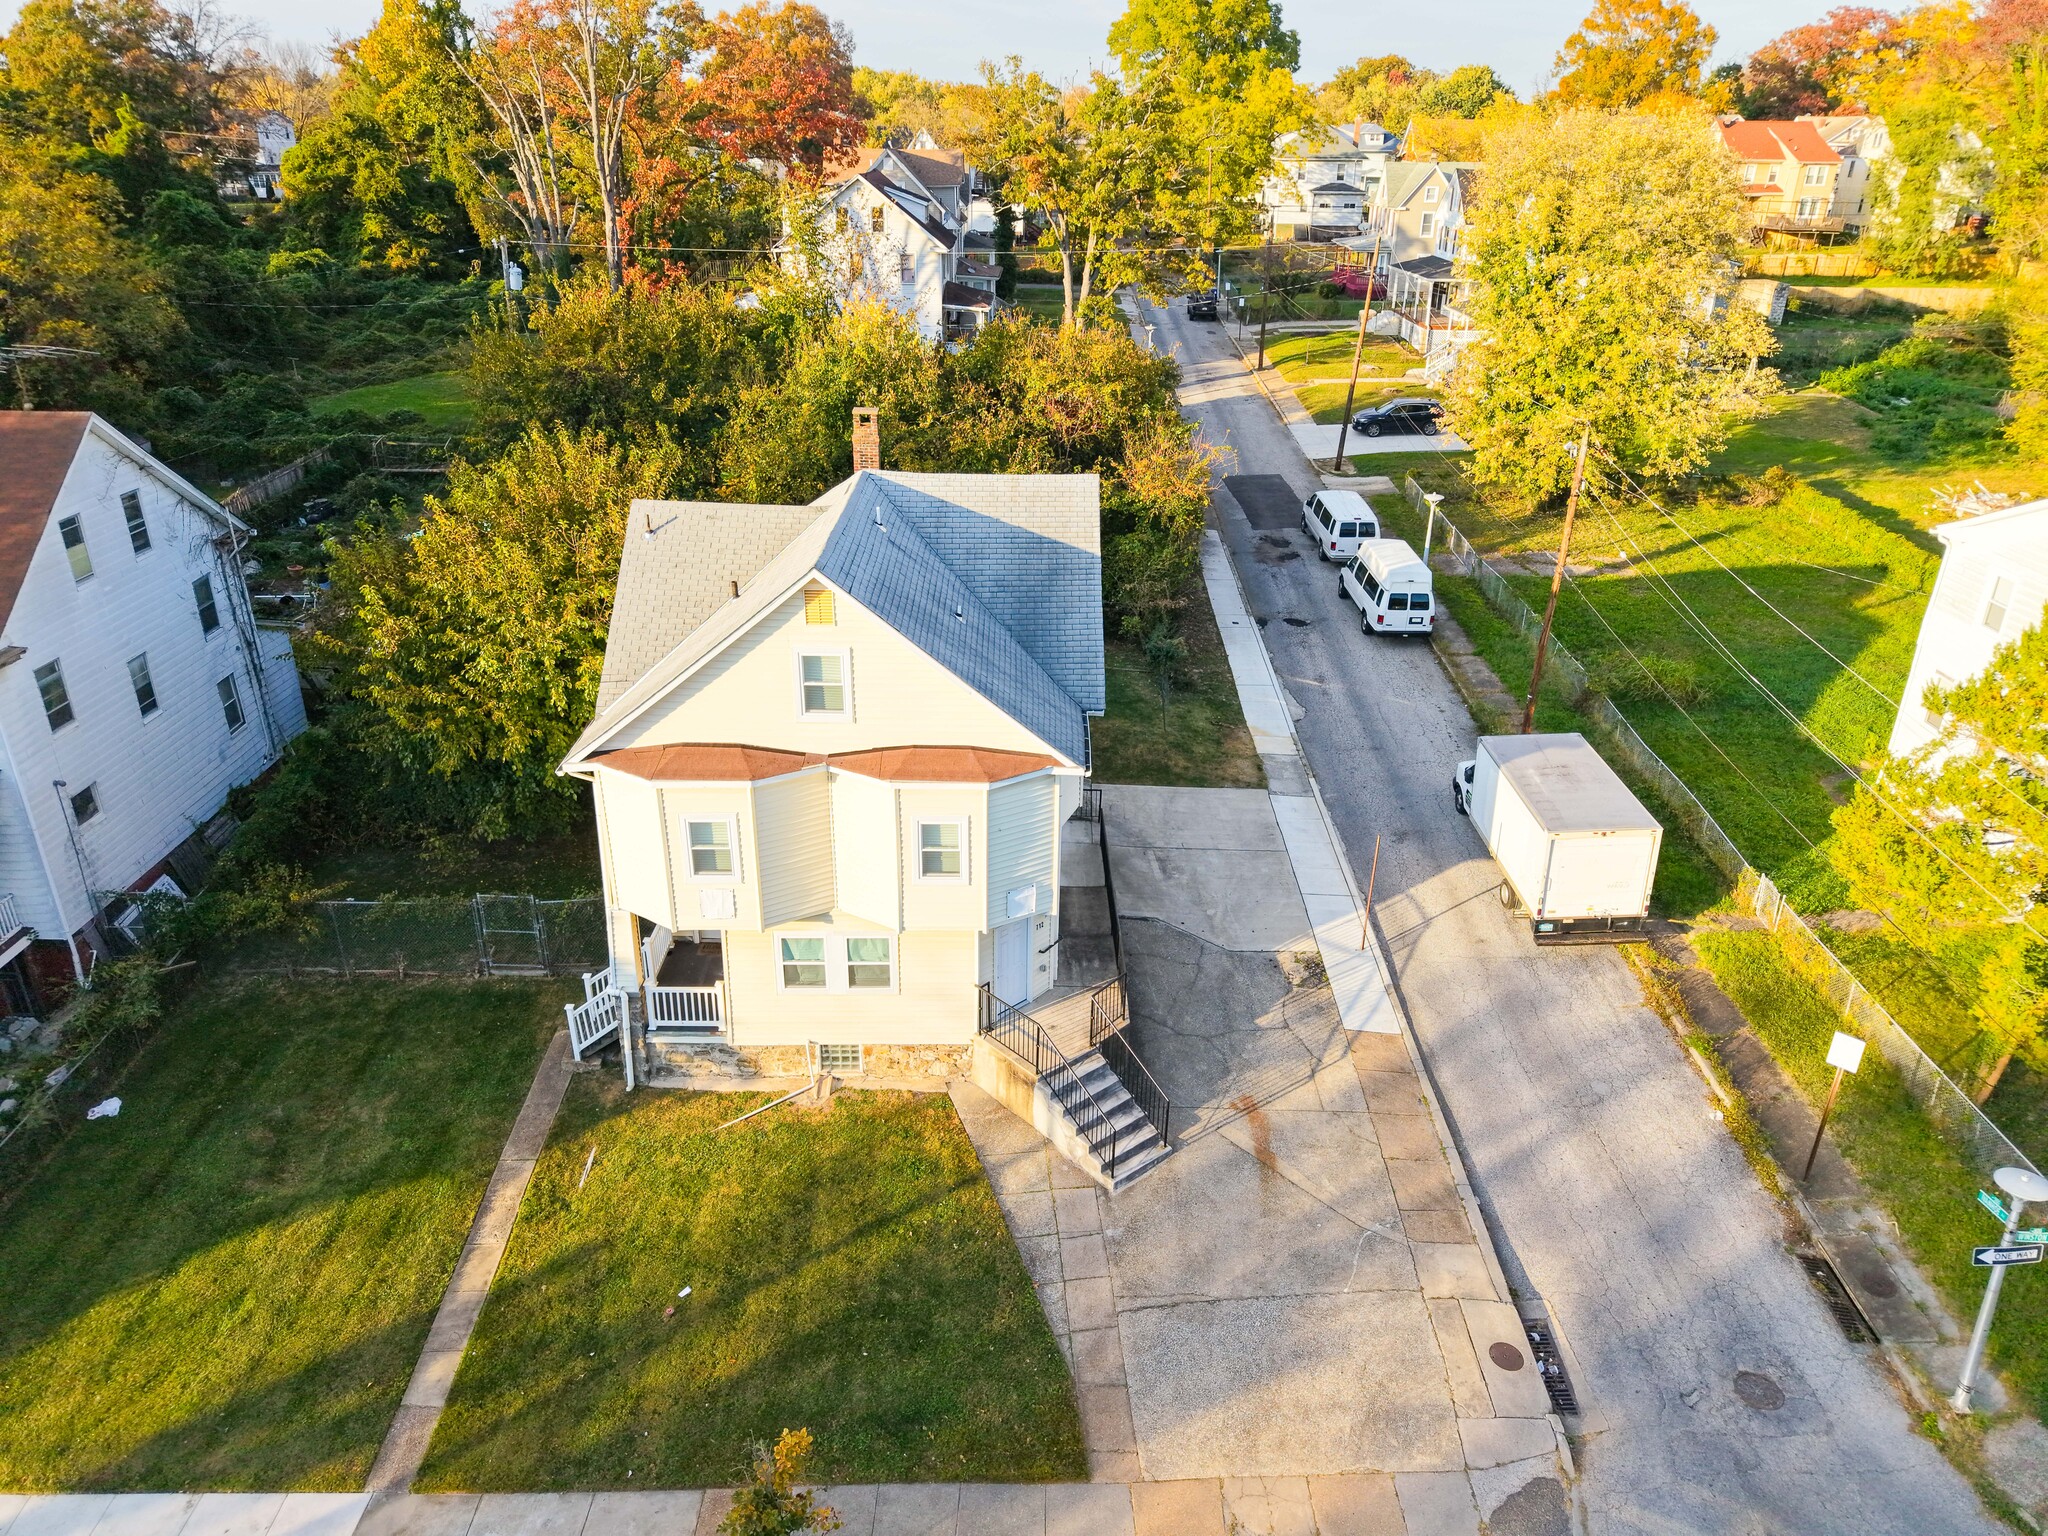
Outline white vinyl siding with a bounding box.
[985,774,1056,927]
[614,589,1059,759]
[832,770,900,927]
[756,770,834,926]
[723,928,978,1045]
[657,782,754,928]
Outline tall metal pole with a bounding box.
[1521,424,1591,734]
[1954,1195,2026,1412]
[1257,221,1274,371]
[1329,233,1384,472]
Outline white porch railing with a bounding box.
[646,983,724,1031]
[0,893,24,939]
[566,981,627,1060]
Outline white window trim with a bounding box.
[1423,184,1440,203]
[685,813,742,882]
[773,932,899,993]
[916,818,969,882]
[795,647,853,720]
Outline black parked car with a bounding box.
[1186,290,1220,320]
[1351,398,1445,437]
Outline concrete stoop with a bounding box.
[970,1034,1173,1192]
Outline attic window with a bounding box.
[871,204,885,234]
[804,585,836,625]
[836,206,849,233]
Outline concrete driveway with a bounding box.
[1127,290,2003,1536]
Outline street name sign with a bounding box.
[2017,1228,2048,1244]
[1972,1245,2045,1268]
[1979,1190,2013,1223]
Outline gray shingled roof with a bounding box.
[566,470,1103,769]
[596,500,823,711]
[817,477,1086,763]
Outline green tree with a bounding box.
[1552,0,1717,106]
[1448,109,1777,504]
[0,0,206,141]
[312,424,686,838]
[1418,64,1513,117]
[280,0,484,271]
[1830,619,2048,1098]
[1318,54,1424,129]
[0,137,183,410]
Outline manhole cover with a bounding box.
[1734,1371,1785,1410]
[1489,1341,1526,1371]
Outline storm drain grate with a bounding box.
[1800,1253,1875,1343]
[1522,1318,1579,1415]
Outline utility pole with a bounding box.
[1329,233,1384,472]
[1522,424,1591,734]
[1257,219,1274,371]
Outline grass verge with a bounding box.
[417,1081,1086,1489]
[0,977,561,1490]
[1092,581,1265,789]
[1692,929,2048,1419]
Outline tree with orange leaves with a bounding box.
[666,2,861,175]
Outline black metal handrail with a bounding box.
[979,985,1125,1177]
[1099,1027,1172,1148]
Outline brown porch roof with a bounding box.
[589,742,1059,784]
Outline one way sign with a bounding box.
[1973,1244,2046,1268]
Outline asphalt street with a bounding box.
[1132,292,2003,1536]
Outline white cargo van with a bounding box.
[1453,733,1662,944]
[1341,538,1434,634]
[1301,489,1379,561]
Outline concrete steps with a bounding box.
[1059,1047,1173,1191]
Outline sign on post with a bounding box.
[1826,1032,1867,1073]
[2016,1227,2048,1244]
[1973,1245,2045,1268]
[1979,1190,2014,1223]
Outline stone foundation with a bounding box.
[647,1037,971,1083]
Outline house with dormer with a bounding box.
[558,429,1106,1085]
[1264,122,1402,240]
[783,145,997,342]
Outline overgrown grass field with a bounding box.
[417,1082,1086,1489]
[312,371,473,430]
[0,979,560,1489]
[1092,574,1265,789]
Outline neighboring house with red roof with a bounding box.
[781,145,999,343]
[1717,118,1846,240]
[0,413,306,1008]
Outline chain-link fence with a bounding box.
[1414,481,2038,1178]
[223,895,608,978]
[1745,871,2040,1179]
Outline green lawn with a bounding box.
[308,829,602,900]
[417,1082,1085,1489]
[1694,929,2048,1420]
[1300,382,1441,425]
[1010,285,1066,322]
[1263,329,1415,388]
[312,372,472,430]
[0,978,561,1490]
[1092,581,1265,789]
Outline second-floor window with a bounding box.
[1803,164,1828,185]
[900,251,915,287]
[129,653,158,717]
[1743,163,1758,182]
[194,575,220,633]
[35,660,72,730]
[688,817,737,878]
[58,515,92,582]
[1986,576,2014,632]
[122,491,151,553]
[1419,213,1435,236]
[870,204,885,234]
[799,651,848,716]
[836,206,849,233]
[217,674,245,731]
[70,784,99,824]
[918,820,965,880]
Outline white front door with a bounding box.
[993,919,1031,1007]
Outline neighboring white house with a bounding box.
[1339,162,1478,368]
[783,146,998,342]
[0,413,307,1008]
[1800,114,1891,233]
[558,446,1106,1084]
[1263,122,1403,240]
[1887,498,2048,760]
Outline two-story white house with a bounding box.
[559,449,1105,1085]
[1263,122,1403,240]
[1888,498,2048,760]
[783,146,998,343]
[0,413,307,1009]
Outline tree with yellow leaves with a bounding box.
[1552,0,1717,107]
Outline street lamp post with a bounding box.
[1953,1164,2048,1412]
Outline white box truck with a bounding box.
[1452,733,1662,944]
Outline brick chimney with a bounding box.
[852,406,880,472]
